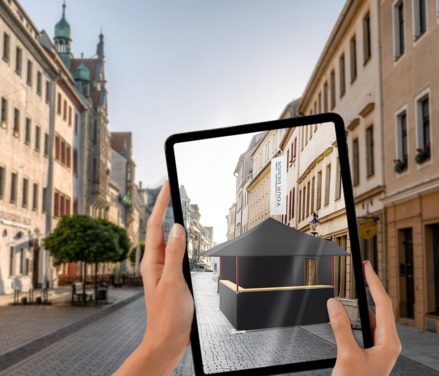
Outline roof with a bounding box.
[54,3,71,40]
[70,58,104,107]
[111,132,132,153]
[199,217,349,257]
[180,185,189,199]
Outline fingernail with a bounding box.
[327,299,339,315]
[171,224,184,238]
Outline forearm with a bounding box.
[113,332,180,376]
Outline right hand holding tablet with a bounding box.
[327,261,401,376]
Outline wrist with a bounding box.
[142,330,182,372]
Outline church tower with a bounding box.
[54,1,73,70]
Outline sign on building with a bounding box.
[270,156,287,216]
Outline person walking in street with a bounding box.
[114,181,401,376]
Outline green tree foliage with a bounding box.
[96,218,130,263]
[129,241,145,265]
[43,215,122,264]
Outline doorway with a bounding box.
[32,247,40,289]
[399,228,414,319]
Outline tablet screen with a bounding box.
[174,122,365,374]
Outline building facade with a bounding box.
[380,0,439,332]
[296,0,386,292]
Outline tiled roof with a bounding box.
[111,132,132,153]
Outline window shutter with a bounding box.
[73,149,78,176]
[55,136,60,161]
[54,191,59,217]
[60,195,65,216]
[66,197,71,216]
[66,145,71,169]
[61,140,66,165]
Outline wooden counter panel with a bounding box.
[220,280,333,292]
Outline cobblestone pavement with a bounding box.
[0,288,141,357]
[1,273,438,376]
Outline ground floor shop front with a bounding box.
[385,190,439,333]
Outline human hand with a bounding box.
[114,181,194,376]
[327,261,401,376]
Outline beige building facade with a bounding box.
[380,0,439,332]
[297,0,387,292]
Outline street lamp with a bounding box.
[309,212,320,237]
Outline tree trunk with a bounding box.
[95,263,98,304]
[83,262,87,306]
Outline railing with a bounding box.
[58,274,113,287]
[122,274,143,287]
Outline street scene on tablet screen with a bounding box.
[174,121,364,374]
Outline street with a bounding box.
[0,275,438,376]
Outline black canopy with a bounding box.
[199,217,349,257]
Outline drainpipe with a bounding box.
[43,70,61,289]
[376,0,388,292]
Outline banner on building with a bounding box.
[270,155,287,216]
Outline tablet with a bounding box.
[165,113,373,375]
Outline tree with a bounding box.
[43,215,123,304]
[129,241,145,265]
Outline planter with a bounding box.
[393,158,407,173]
[415,144,431,165]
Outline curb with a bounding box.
[0,291,144,373]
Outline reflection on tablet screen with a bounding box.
[174,122,364,374]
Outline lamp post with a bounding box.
[31,228,44,288]
[309,212,320,237]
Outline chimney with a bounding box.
[139,181,143,189]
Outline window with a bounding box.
[68,106,72,126]
[42,187,47,213]
[334,236,347,297]
[292,187,295,219]
[313,101,317,117]
[394,2,405,59]
[65,196,71,216]
[57,93,62,114]
[35,125,40,152]
[44,133,49,157]
[350,35,357,82]
[311,177,315,213]
[323,81,328,112]
[1,97,7,127]
[335,158,342,200]
[32,183,38,211]
[353,139,360,186]
[306,182,310,217]
[0,165,5,200]
[22,177,29,208]
[74,113,78,135]
[330,70,336,109]
[25,118,31,145]
[294,137,297,158]
[20,248,24,275]
[9,247,14,276]
[93,158,98,182]
[416,94,431,151]
[302,186,306,220]
[54,191,60,217]
[55,135,61,161]
[298,190,302,222]
[63,100,67,121]
[73,148,78,176]
[316,171,322,210]
[287,150,289,171]
[339,54,346,97]
[93,121,98,143]
[73,197,78,214]
[37,72,42,96]
[421,97,430,148]
[304,259,318,286]
[15,47,22,75]
[60,195,65,217]
[26,60,33,86]
[414,0,427,39]
[46,81,50,103]
[61,139,66,165]
[318,92,322,113]
[3,32,10,62]
[13,108,20,137]
[10,172,17,204]
[366,125,374,177]
[66,145,71,169]
[324,164,331,206]
[305,126,308,146]
[363,12,371,64]
[396,112,408,166]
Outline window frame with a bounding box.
[363,12,372,65]
[366,124,375,177]
[3,32,11,62]
[339,54,346,98]
[350,35,357,83]
[15,46,22,76]
[26,59,33,87]
[353,138,360,186]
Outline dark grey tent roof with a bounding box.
[199,218,349,257]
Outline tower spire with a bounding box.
[62,0,66,17]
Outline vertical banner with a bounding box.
[270,155,287,216]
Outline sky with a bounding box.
[20,0,346,239]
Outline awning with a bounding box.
[198,217,349,257]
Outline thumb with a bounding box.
[162,224,186,278]
[327,298,358,351]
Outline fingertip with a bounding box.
[171,223,185,239]
[327,298,339,316]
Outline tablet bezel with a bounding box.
[165,113,374,376]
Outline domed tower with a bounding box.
[72,53,90,97]
[54,1,73,70]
